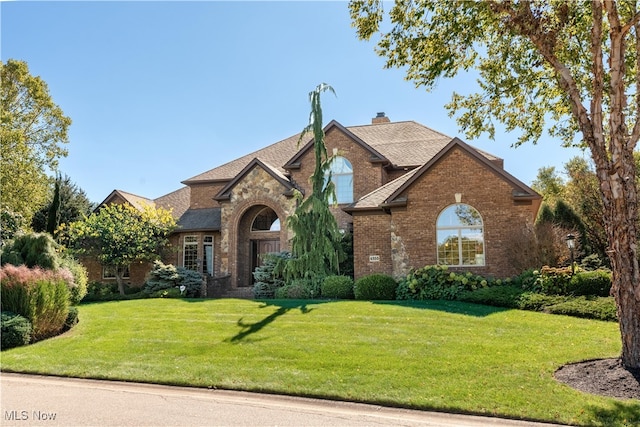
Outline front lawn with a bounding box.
[1,299,638,426]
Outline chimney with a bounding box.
[372,112,390,124]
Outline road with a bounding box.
[1,373,561,427]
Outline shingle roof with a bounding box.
[177,208,221,231]
[154,186,190,220]
[182,134,303,184]
[97,190,155,211]
[346,168,421,211]
[181,120,499,184]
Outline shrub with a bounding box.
[517,293,569,311]
[396,265,490,301]
[149,288,182,298]
[253,252,290,299]
[458,285,524,308]
[59,256,88,304]
[0,232,60,270]
[530,266,574,295]
[63,306,79,331]
[1,311,32,350]
[321,275,354,299]
[275,279,316,299]
[545,297,617,322]
[144,261,202,298]
[354,274,397,300]
[0,265,70,341]
[568,270,611,297]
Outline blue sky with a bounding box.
[2,1,586,204]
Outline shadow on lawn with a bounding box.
[587,401,640,426]
[227,300,320,343]
[372,299,511,317]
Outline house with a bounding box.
[87,114,541,295]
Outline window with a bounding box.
[437,204,485,266]
[203,235,214,276]
[325,156,353,204]
[252,208,280,231]
[183,235,198,271]
[102,265,130,279]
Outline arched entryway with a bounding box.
[236,205,282,287]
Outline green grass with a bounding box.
[2,299,638,426]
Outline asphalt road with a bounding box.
[1,373,562,427]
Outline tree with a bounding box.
[350,1,640,368]
[46,176,61,235]
[67,203,176,295]
[1,59,72,226]
[531,166,565,206]
[283,84,345,290]
[31,174,94,240]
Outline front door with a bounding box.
[250,239,281,283]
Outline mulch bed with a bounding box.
[555,358,640,400]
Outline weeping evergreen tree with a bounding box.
[283,84,345,290]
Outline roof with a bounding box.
[182,120,500,184]
[177,208,221,231]
[96,190,155,212]
[214,158,296,201]
[154,186,190,220]
[348,137,540,212]
[182,133,302,184]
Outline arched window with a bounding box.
[252,207,280,231]
[325,156,353,204]
[436,204,485,266]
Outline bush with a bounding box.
[149,288,182,298]
[568,270,611,297]
[396,265,491,301]
[354,274,397,300]
[63,306,79,331]
[144,261,203,298]
[1,311,32,350]
[321,275,354,299]
[545,297,617,322]
[59,256,88,305]
[528,266,573,295]
[0,264,70,341]
[253,252,290,299]
[0,232,61,270]
[458,285,524,308]
[275,279,316,299]
[517,293,569,311]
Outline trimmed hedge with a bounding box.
[1,311,32,350]
[354,274,397,300]
[321,275,354,299]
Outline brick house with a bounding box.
[89,114,541,294]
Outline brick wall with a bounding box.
[189,182,225,209]
[353,147,537,279]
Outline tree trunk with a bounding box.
[115,269,126,295]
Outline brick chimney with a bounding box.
[372,112,390,124]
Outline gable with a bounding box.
[214,158,296,201]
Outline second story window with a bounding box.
[325,156,353,204]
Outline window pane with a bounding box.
[325,156,353,204]
[436,204,484,266]
[437,230,460,265]
[184,236,198,271]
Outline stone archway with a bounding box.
[236,205,282,287]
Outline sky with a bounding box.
[1,1,587,204]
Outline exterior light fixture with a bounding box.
[566,234,576,274]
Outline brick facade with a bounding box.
[87,118,540,291]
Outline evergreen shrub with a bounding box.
[275,278,316,299]
[568,270,611,297]
[544,297,617,321]
[1,311,32,350]
[458,285,524,308]
[354,274,397,300]
[321,275,354,299]
[144,261,202,298]
[252,252,290,299]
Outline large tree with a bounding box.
[31,174,94,240]
[67,203,176,295]
[1,59,72,227]
[283,84,345,291]
[351,0,640,368]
